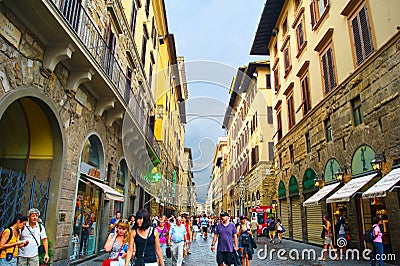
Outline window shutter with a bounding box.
[359,6,374,59]
[321,53,330,94]
[351,14,363,65]
[284,48,290,70]
[310,1,316,28]
[327,48,336,91]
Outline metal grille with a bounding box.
[0,167,50,229]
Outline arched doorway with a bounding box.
[0,94,64,239]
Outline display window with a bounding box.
[70,179,100,261]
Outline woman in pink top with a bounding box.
[371,216,383,266]
[156,220,168,259]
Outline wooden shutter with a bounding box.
[279,199,289,232]
[326,48,336,90]
[352,5,374,65]
[310,1,316,28]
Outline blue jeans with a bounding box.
[0,257,17,266]
[371,242,383,266]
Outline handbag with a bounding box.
[166,246,171,258]
[130,227,153,266]
[321,227,325,239]
[281,225,286,233]
[103,244,124,266]
[26,225,46,255]
[250,236,257,249]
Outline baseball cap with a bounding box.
[239,215,247,220]
[220,212,229,217]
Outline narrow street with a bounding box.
[81,231,372,266]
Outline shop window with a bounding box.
[350,4,374,66]
[82,137,100,168]
[352,95,364,126]
[71,180,100,261]
[325,117,332,142]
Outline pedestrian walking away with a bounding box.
[276,219,284,243]
[267,217,276,244]
[167,216,187,266]
[124,209,164,266]
[18,208,49,266]
[250,217,258,242]
[0,214,28,266]
[200,214,209,240]
[211,212,239,266]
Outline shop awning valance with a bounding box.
[81,174,124,202]
[303,182,341,206]
[326,173,377,203]
[362,167,400,199]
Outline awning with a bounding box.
[362,168,400,199]
[326,173,377,203]
[303,182,341,206]
[81,174,124,202]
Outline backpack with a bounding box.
[268,221,276,231]
[363,225,376,243]
[0,228,13,249]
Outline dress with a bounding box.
[108,233,128,259]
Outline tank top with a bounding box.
[156,226,167,244]
[0,228,19,259]
[134,228,157,263]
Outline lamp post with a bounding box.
[314,175,323,189]
[239,176,244,216]
[335,166,346,184]
[370,153,386,173]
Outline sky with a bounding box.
[164,0,266,203]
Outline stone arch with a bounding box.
[0,86,66,241]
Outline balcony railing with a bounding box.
[49,0,163,158]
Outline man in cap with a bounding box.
[18,208,49,266]
[211,212,238,266]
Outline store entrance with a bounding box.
[370,198,392,254]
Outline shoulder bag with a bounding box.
[131,227,153,266]
[25,225,45,255]
[102,244,124,266]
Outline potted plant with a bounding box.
[39,238,54,266]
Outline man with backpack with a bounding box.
[18,208,49,266]
[267,217,277,243]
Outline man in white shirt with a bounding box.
[18,208,49,266]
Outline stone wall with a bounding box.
[274,33,400,250]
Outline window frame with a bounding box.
[319,43,337,95]
[351,95,364,126]
[348,2,375,66]
[300,73,312,116]
[325,117,332,142]
[310,0,330,30]
[286,92,295,130]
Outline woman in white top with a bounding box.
[276,219,284,243]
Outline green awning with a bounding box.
[278,180,286,198]
[303,168,317,192]
[289,176,299,196]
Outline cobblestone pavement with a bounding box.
[78,232,376,266]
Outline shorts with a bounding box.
[192,225,199,232]
[216,251,234,265]
[202,227,208,233]
[0,257,17,266]
[324,236,332,245]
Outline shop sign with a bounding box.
[0,13,21,48]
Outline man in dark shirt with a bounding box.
[211,212,238,266]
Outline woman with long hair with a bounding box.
[320,215,339,261]
[0,213,29,265]
[104,219,130,264]
[237,215,252,266]
[155,219,167,259]
[124,209,164,266]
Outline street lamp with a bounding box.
[335,166,346,184]
[370,153,386,172]
[314,175,323,189]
